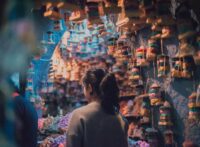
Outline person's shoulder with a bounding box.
[72,102,100,116]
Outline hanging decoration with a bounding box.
[171,55,195,79]
[188,92,200,121]
[148,83,163,106]
[136,46,149,67]
[147,39,159,61]
[158,101,173,128]
[157,54,169,78]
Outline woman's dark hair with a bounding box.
[82,68,119,114]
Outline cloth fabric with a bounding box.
[67,101,128,147]
[13,95,38,147]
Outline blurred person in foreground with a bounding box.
[67,68,128,147]
[9,78,38,147]
[0,0,39,146]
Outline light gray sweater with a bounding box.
[67,101,128,147]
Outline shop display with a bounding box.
[16,1,200,146]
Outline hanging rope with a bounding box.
[161,38,164,54]
[153,60,156,79]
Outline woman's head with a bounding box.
[82,68,120,114]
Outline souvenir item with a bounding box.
[158,101,173,127]
[148,83,162,106]
[188,92,200,120]
[136,46,149,66]
[147,39,159,61]
[157,55,169,78]
[171,56,182,78]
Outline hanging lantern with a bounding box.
[147,39,160,61]
[136,46,149,66]
[157,54,169,78]
[158,101,173,128]
[148,83,162,106]
[47,31,55,44]
[181,55,194,79]
[188,92,200,120]
[171,56,182,78]
[129,66,142,81]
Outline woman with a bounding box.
[67,68,128,147]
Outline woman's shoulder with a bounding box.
[72,102,101,116]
